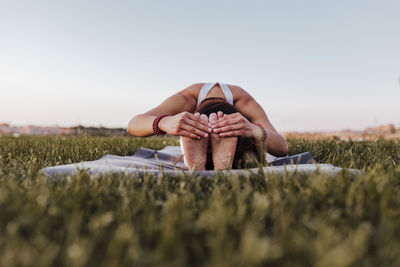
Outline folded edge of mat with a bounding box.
[41,146,358,178]
[41,163,360,178]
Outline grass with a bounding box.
[0,135,399,267]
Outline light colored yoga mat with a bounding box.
[41,146,357,177]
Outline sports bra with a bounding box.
[196,82,233,107]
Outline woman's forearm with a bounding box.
[252,124,288,156]
[127,114,157,137]
[127,112,211,138]
[264,131,288,157]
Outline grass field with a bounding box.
[0,136,399,267]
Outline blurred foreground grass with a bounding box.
[0,136,399,267]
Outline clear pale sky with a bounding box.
[1,0,399,131]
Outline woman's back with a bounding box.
[178,83,250,113]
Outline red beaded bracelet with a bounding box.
[152,114,169,136]
[251,122,267,146]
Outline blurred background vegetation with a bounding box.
[0,136,399,267]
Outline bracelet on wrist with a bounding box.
[153,114,169,136]
[250,122,267,146]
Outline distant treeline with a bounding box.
[71,126,128,136]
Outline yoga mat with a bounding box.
[41,146,356,177]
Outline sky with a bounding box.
[1,0,399,132]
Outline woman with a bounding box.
[127,82,288,170]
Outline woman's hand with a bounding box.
[158,112,212,139]
[210,112,263,139]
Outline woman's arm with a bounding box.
[239,98,288,156]
[127,88,211,138]
[210,90,288,156]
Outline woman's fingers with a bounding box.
[211,116,242,129]
[212,123,245,133]
[181,123,209,138]
[187,112,209,125]
[180,129,202,139]
[186,113,210,129]
[219,129,246,137]
[184,117,212,134]
[175,111,250,138]
[166,111,210,137]
[182,114,210,138]
[215,112,239,122]
[207,112,251,137]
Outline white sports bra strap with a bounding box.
[196,82,234,107]
[220,83,234,105]
[196,82,215,107]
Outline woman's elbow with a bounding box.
[126,119,134,136]
[280,141,289,156]
[273,136,288,157]
[127,117,141,136]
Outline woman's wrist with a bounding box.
[251,123,267,145]
[153,115,169,135]
[250,123,262,140]
[157,115,170,132]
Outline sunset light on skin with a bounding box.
[1,0,399,131]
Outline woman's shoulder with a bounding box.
[225,84,254,102]
[176,83,204,107]
[179,83,203,95]
[180,83,204,93]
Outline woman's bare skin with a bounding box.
[181,113,209,170]
[182,112,238,170]
[127,83,289,170]
[210,112,238,170]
